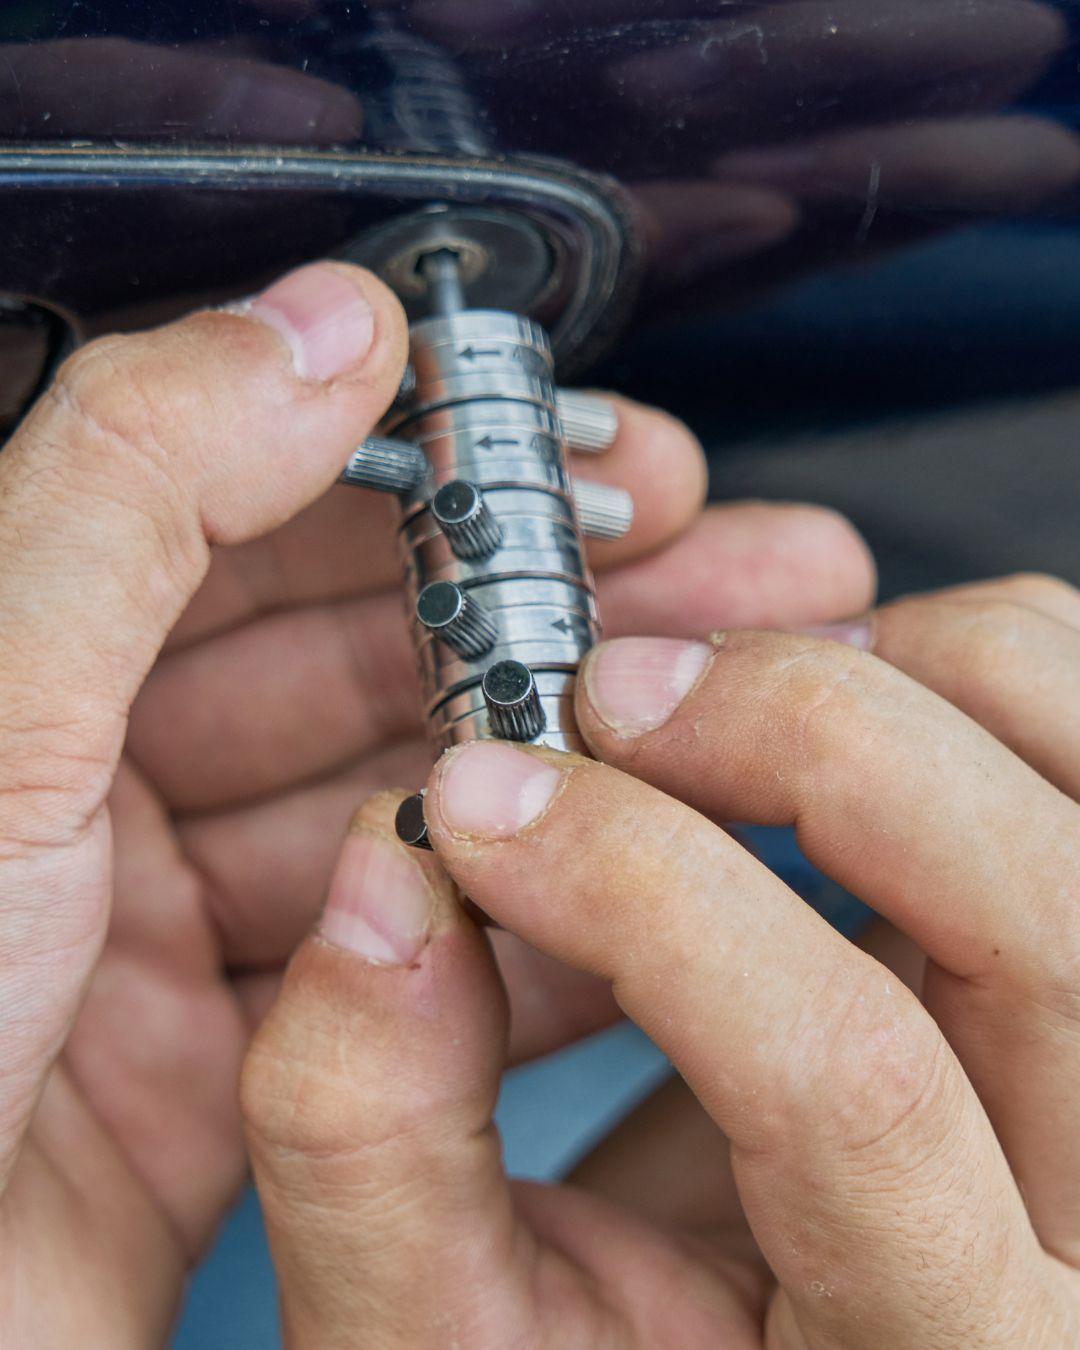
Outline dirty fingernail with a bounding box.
[319,830,433,965]
[248,263,375,381]
[436,742,564,839]
[585,636,713,736]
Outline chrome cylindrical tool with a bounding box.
[337,250,632,845]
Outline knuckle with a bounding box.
[778,964,957,1172]
[989,881,1080,1026]
[779,643,901,766]
[240,1022,469,1216]
[47,336,178,483]
[0,717,114,851]
[240,1029,345,1160]
[16,334,208,601]
[240,1008,413,1166]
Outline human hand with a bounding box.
[0,258,872,1344]
[243,573,1080,1346]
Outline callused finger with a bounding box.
[0,261,406,1191]
[423,742,1055,1345]
[576,631,1080,1263]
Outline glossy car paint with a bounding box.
[0,2,1078,506]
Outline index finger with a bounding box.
[422,742,1053,1346]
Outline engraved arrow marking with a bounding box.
[459,346,501,362]
[551,618,572,634]
[475,436,518,451]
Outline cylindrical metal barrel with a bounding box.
[387,309,600,753]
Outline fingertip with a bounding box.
[318,260,410,371]
[599,502,876,637]
[778,502,877,620]
[172,262,409,544]
[317,827,437,966]
[426,742,574,845]
[316,788,476,966]
[242,260,407,388]
[577,636,717,747]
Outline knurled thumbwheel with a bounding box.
[432,479,503,560]
[340,436,428,495]
[556,390,619,454]
[571,479,634,541]
[395,792,432,850]
[483,660,546,741]
[416,580,497,659]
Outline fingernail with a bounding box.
[585,637,713,736]
[319,830,433,965]
[436,742,564,840]
[795,618,875,651]
[248,263,375,381]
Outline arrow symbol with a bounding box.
[551,618,572,635]
[459,346,501,362]
[476,435,518,451]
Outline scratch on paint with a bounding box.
[855,158,881,244]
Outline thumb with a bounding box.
[0,262,405,1189]
[1,260,406,785]
[241,793,530,1348]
